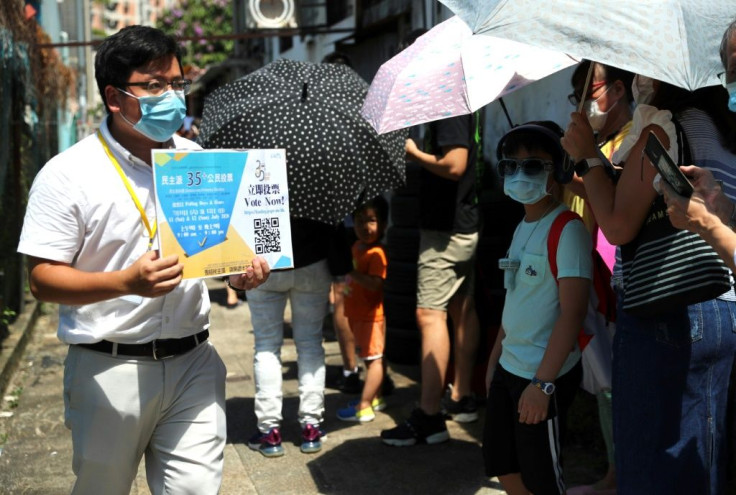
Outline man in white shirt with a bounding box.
[17,25,269,494]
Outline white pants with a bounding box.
[246,259,331,432]
[63,341,226,495]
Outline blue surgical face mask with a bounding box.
[117,88,187,142]
[503,169,550,204]
[726,82,736,113]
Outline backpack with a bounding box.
[547,210,617,394]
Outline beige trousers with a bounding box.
[63,341,226,495]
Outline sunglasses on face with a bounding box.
[498,158,554,177]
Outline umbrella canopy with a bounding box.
[199,59,406,225]
[440,0,736,90]
[361,16,576,134]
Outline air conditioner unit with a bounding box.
[247,0,297,29]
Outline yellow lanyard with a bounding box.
[97,131,157,250]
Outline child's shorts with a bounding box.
[348,318,385,360]
[482,362,582,495]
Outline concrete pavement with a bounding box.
[0,280,509,494]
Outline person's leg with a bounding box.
[448,293,480,401]
[417,306,451,415]
[447,232,480,401]
[225,281,239,307]
[497,474,531,495]
[360,357,384,410]
[612,300,728,494]
[332,279,357,373]
[64,346,159,495]
[246,273,289,433]
[290,260,331,429]
[145,343,226,495]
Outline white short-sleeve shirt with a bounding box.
[500,204,592,380]
[17,118,210,344]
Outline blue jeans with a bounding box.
[613,297,736,495]
[245,260,331,432]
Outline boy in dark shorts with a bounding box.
[483,122,591,494]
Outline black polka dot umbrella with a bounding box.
[198,59,407,225]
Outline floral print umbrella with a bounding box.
[362,16,576,134]
[198,59,407,225]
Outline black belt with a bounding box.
[77,330,209,360]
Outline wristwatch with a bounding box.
[574,157,603,177]
[531,376,556,395]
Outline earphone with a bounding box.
[495,122,573,184]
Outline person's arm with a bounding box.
[28,251,184,305]
[677,165,735,225]
[405,138,468,181]
[348,270,383,292]
[662,177,736,272]
[516,276,589,425]
[562,112,662,245]
[347,248,386,292]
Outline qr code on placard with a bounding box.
[253,217,281,254]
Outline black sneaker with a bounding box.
[339,372,363,394]
[442,394,479,423]
[380,408,449,447]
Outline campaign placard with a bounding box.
[152,149,293,279]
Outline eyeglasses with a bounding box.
[124,78,192,96]
[498,158,554,177]
[567,80,607,106]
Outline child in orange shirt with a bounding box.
[337,196,389,423]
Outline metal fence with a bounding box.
[0,17,64,323]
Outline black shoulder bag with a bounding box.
[620,120,732,317]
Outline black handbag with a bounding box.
[621,119,732,317]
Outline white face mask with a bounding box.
[503,170,550,204]
[583,85,615,132]
[632,75,655,105]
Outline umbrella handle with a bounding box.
[563,62,596,171]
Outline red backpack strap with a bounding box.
[547,210,582,284]
[546,210,592,349]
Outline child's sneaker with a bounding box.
[347,397,387,412]
[337,404,376,422]
[441,394,479,423]
[247,427,284,457]
[380,408,449,447]
[300,424,323,453]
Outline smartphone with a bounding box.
[643,131,693,197]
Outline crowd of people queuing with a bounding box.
[15,13,736,495]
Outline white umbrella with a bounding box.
[361,16,576,134]
[440,0,736,90]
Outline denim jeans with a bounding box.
[245,260,331,432]
[613,297,736,495]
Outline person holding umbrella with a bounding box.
[562,72,736,493]
[662,19,736,274]
[16,25,270,493]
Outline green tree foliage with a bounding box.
[156,0,233,67]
